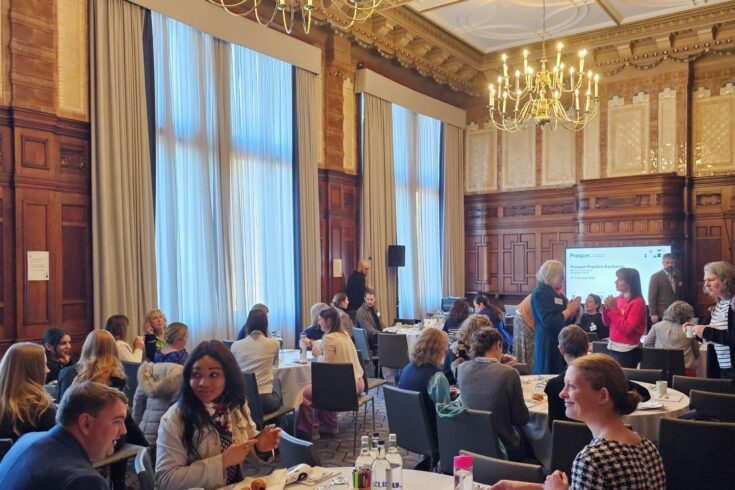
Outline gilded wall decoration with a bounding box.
[583,114,601,180]
[57,0,88,119]
[657,87,678,174]
[465,124,497,193]
[607,92,650,177]
[693,83,735,176]
[501,127,535,190]
[542,125,575,187]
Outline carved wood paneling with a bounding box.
[61,196,92,333]
[318,169,359,304]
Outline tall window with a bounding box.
[392,105,443,318]
[153,14,295,345]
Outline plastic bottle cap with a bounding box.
[453,455,473,469]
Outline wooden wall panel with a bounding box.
[0,108,92,355]
[318,169,359,304]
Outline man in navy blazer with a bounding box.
[0,381,128,490]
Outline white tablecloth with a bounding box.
[519,374,690,468]
[218,467,477,490]
[382,326,434,353]
[274,350,313,409]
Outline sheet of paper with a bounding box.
[28,251,50,281]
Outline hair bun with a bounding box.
[620,390,641,415]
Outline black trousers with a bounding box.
[610,347,642,368]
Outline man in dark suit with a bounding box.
[0,381,128,490]
[648,253,683,323]
[345,259,370,313]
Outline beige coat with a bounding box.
[156,401,266,490]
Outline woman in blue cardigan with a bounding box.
[531,260,581,374]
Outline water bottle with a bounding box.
[371,442,391,489]
[353,436,373,489]
[386,434,403,489]
[370,432,380,459]
[299,338,308,361]
[453,455,473,490]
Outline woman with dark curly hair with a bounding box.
[43,326,74,383]
[156,340,281,490]
[443,299,470,333]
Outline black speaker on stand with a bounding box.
[388,245,405,319]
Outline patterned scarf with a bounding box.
[205,401,243,485]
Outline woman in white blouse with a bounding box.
[105,314,144,363]
[296,307,364,441]
[230,309,282,413]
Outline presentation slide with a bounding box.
[565,245,671,300]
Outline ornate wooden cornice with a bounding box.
[204,1,735,97]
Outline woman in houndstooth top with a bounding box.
[491,353,665,490]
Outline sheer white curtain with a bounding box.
[153,13,296,347]
[392,105,442,319]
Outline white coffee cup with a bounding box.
[656,380,668,398]
[685,325,696,338]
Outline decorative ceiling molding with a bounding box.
[202,1,735,97]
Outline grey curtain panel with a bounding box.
[442,124,466,297]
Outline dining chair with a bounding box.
[353,327,380,379]
[122,361,142,402]
[658,418,735,490]
[242,372,295,431]
[549,420,593,476]
[0,438,12,463]
[688,390,735,422]
[310,362,374,454]
[640,348,685,384]
[383,385,438,470]
[512,363,530,376]
[279,431,322,467]
[672,375,732,397]
[134,446,155,490]
[460,450,544,485]
[377,333,410,370]
[623,367,664,384]
[437,408,500,474]
[591,341,610,355]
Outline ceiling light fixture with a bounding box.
[487,0,600,132]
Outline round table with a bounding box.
[217,467,479,490]
[382,326,423,353]
[519,374,690,468]
[274,350,314,409]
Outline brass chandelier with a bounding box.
[207,0,384,34]
[487,0,600,132]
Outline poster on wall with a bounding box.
[28,251,50,281]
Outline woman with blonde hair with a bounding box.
[398,328,454,469]
[58,329,126,401]
[0,343,56,441]
[444,314,515,384]
[154,322,190,365]
[144,308,168,361]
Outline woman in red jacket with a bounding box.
[602,268,647,368]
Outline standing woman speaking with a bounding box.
[532,260,581,375]
[602,268,647,368]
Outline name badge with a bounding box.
[554,298,564,305]
[590,324,597,332]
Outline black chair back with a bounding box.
[135,446,154,490]
[383,385,437,465]
[550,420,593,476]
[122,361,142,402]
[243,372,265,428]
[279,432,322,467]
[377,334,409,370]
[460,450,544,485]
[672,375,732,397]
[512,363,530,376]
[640,348,685,384]
[311,362,358,412]
[689,390,735,422]
[591,341,610,355]
[586,332,598,342]
[623,367,664,384]
[659,418,735,490]
[437,409,500,474]
[0,438,12,463]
